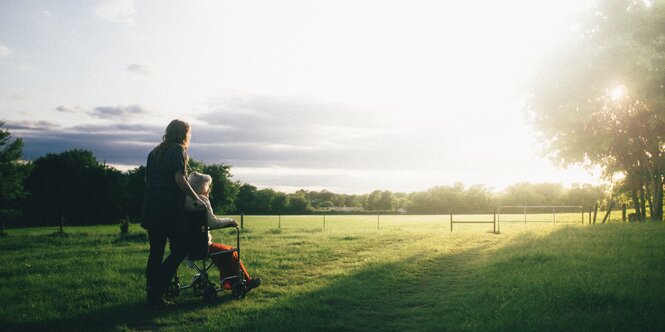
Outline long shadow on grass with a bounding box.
[227,226,665,331]
[3,292,243,331]
[6,226,665,331]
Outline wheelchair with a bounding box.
[166,210,248,303]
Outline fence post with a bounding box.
[588,207,592,224]
[593,203,598,224]
[553,207,556,224]
[524,207,527,226]
[323,214,326,230]
[622,204,627,222]
[377,213,380,230]
[581,206,584,224]
[450,212,453,232]
[240,214,244,229]
[493,210,496,233]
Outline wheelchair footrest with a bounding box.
[209,249,238,257]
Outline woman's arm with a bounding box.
[174,169,205,207]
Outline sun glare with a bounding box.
[611,84,627,101]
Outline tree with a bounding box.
[124,166,146,220]
[287,193,312,213]
[235,183,258,213]
[365,190,383,211]
[0,122,27,228]
[407,184,465,214]
[271,192,289,214]
[528,1,665,220]
[202,163,238,214]
[23,149,124,225]
[563,183,608,208]
[187,159,238,214]
[255,188,276,213]
[378,191,395,211]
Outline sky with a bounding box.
[0,0,602,194]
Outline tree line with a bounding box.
[1,122,614,227]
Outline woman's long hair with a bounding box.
[153,119,191,159]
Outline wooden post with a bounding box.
[601,202,614,223]
[553,207,556,224]
[450,213,453,232]
[622,204,627,222]
[377,213,380,230]
[588,207,592,224]
[323,214,326,230]
[593,203,598,224]
[240,214,244,229]
[493,211,496,233]
[524,206,527,226]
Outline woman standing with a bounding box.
[141,119,205,306]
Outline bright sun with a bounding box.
[611,84,627,101]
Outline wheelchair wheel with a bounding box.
[192,275,206,296]
[165,281,180,300]
[232,281,247,300]
[202,284,217,303]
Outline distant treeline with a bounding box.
[1,145,616,227]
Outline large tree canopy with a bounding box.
[528,0,665,220]
[0,122,27,224]
[23,149,125,226]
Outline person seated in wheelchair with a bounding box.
[184,172,261,292]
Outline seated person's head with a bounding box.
[188,172,212,196]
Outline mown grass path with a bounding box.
[1,220,664,331]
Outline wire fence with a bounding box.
[215,207,616,234]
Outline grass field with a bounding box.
[1,214,664,331]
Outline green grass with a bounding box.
[1,216,663,331]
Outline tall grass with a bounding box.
[0,217,663,331]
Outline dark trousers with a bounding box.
[146,226,190,299]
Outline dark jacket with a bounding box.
[141,143,188,230]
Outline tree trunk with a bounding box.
[602,201,614,223]
[631,188,642,218]
[646,186,654,220]
[653,174,664,221]
[640,187,647,221]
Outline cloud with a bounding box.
[55,104,148,120]
[195,95,391,147]
[96,0,136,25]
[127,64,155,76]
[186,94,453,171]
[6,120,61,131]
[92,105,148,119]
[41,10,52,18]
[8,120,160,165]
[7,91,33,101]
[0,44,10,58]
[56,105,86,113]
[9,94,460,193]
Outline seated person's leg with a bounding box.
[209,242,253,288]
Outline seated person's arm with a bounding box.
[199,196,238,229]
